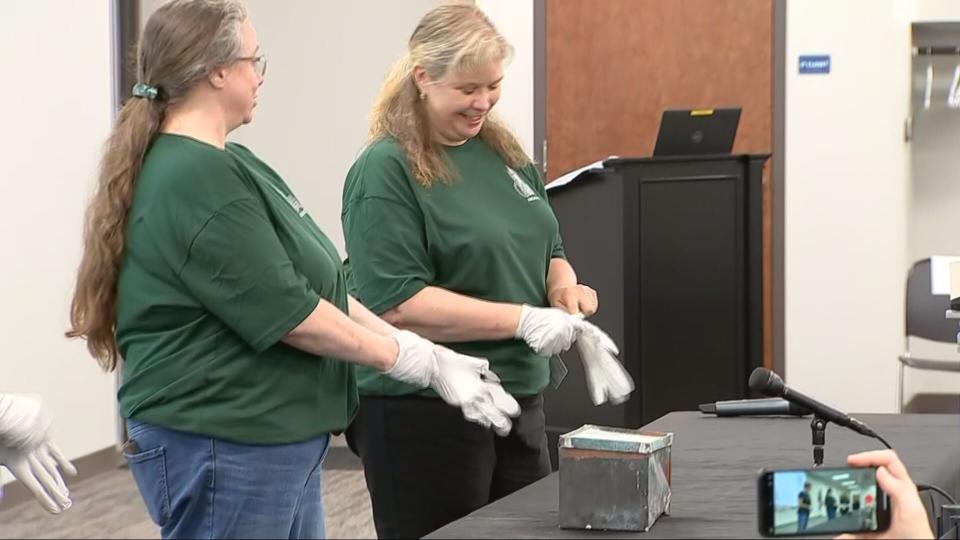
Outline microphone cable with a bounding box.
[918,484,957,505]
[875,433,893,450]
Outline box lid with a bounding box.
[559,425,674,454]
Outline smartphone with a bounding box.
[757,466,891,537]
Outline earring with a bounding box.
[419,91,426,100]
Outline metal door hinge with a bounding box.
[542,139,548,174]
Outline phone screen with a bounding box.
[759,466,889,537]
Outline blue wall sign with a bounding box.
[799,55,830,74]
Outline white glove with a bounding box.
[0,442,76,514]
[433,346,520,436]
[0,394,77,514]
[572,317,635,406]
[0,394,51,449]
[383,331,521,436]
[515,304,578,356]
[382,330,438,388]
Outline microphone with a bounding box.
[699,397,812,417]
[748,367,880,440]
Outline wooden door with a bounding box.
[545,0,774,367]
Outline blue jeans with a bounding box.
[123,419,330,539]
[797,511,810,531]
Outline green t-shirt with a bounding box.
[116,133,357,445]
[341,136,565,397]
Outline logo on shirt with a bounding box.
[507,167,540,202]
[268,183,308,217]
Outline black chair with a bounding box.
[898,258,960,413]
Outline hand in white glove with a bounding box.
[383,331,521,436]
[0,442,76,514]
[0,394,51,449]
[433,346,520,436]
[572,317,635,406]
[515,304,578,356]
[381,330,438,388]
[0,394,77,514]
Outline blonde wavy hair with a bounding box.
[368,2,531,187]
[67,0,248,372]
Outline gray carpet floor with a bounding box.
[0,449,376,539]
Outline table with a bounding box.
[427,412,960,539]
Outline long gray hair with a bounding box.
[67,0,248,372]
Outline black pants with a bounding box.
[345,394,551,539]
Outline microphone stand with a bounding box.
[811,416,828,467]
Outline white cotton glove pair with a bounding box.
[0,394,77,514]
[572,315,635,406]
[383,330,521,436]
[515,305,633,406]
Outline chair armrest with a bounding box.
[899,353,960,372]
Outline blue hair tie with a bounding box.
[132,82,159,100]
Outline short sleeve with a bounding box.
[342,144,435,314]
[178,197,320,352]
[343,196,434,314]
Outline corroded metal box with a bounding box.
[558,425,673,532]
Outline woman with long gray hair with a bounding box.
[67,1,519,538]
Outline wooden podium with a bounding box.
[543,154,769,468]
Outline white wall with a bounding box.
[144,0,537,250]
[784,0,913,413]
[914,0,960,20]
[0,1,118,485]
[142,0,439,254]
[229,1,440,253]
[476,0,535,157]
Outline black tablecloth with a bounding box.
[427,412,960,539]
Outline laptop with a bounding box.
[652,107,741,157]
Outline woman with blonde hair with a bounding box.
[67,1,518,537]
[342,3,631,538]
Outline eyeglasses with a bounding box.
[236,54,267,77]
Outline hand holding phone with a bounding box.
[758,465,891,537]
[835,450,934,540]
